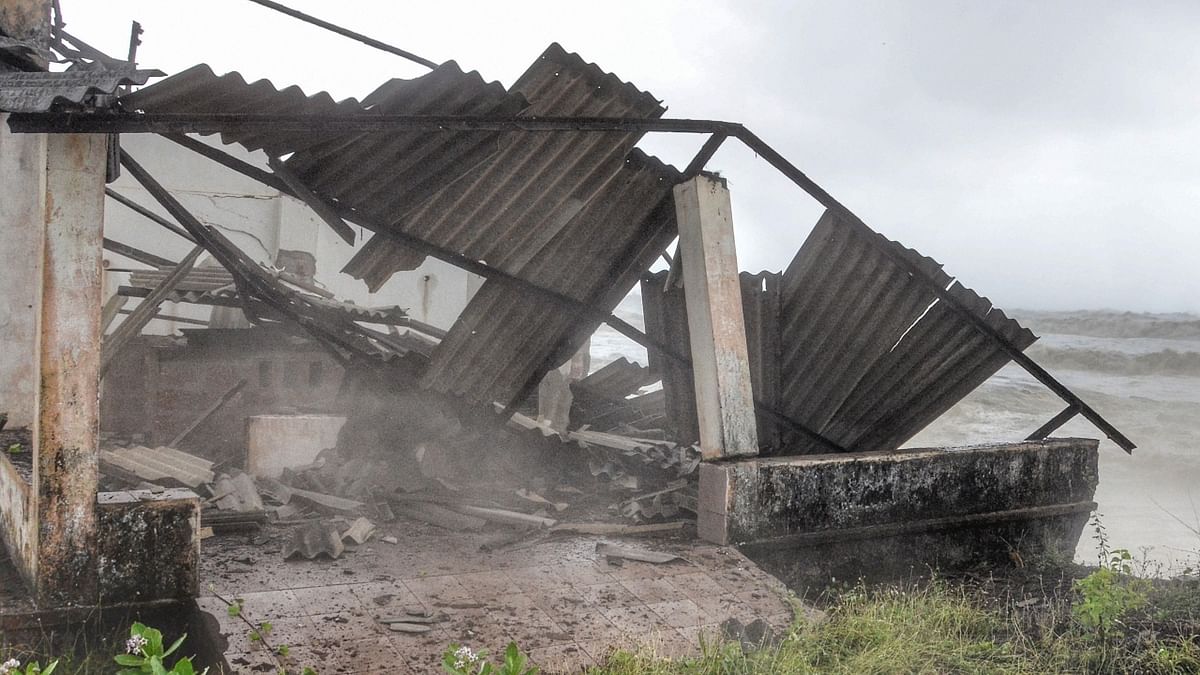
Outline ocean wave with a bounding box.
[1016,310,1200,340]
[1027,345,1200,376]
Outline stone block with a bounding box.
[97,488,200,603]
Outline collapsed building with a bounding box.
[0,0,1132,634]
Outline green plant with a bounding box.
[0,657,57,675]
[443,642,539,675]
[112,622,207,675]
[1073,549,1149,633]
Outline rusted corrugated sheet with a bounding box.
[423,149,679,404]
[343,42,666,290]
[643,210,1036,455]
[823,282,1036,452]
[640,272,700,444]
[776,210,951,438]
[0,67,160,113]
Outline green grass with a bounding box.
[588,580,1200,675]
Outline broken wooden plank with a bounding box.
[550,521,690,536]
[168,379,247,448]
[595,542,684,564]
[449,504,557,529]
[100,244,204,377]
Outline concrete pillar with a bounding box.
[673,174,758,461]
[36,133,107,604]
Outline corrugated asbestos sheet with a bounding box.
[0,67,161,113]
[342,43,666,290]
[575,357,656,402]
[424,149,679,404]
[121,45,676,405]
[643,209,1037,454]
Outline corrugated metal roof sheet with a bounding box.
[342,42,666,290]
[0,67,161,113]
[643,209,1037,454]
[423,149,679,404]
[574,357,656,402]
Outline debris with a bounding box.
[449,504,557,529]
[286,485,365,515]
[381,535,399,545]
[378,612,445,625]
[211,472,265,512]
[282,520,345,560]
[720,617,778,651]
[198,526,214,540]
[340,517,376,545]
[550,521,690,536]
[595,542,683,565]
[393,502,486,532]
[386,623,432,634]
[516,488,568,512]
[99,445,214,488]
[273,503,303,521]
[258,477,293,504]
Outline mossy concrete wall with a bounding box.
[97,488,200,603]
[699,438,1099,549]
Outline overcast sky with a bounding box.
[65,0,1200,312]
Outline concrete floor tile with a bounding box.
[402,574,474,604]
[574,580,638,607]
[667,570,730,601]
[349,579,419,611]
[619,576,683,604]
[221,614,315,654]
[289,584,368,616]
[645,598,708,629]
[455,569,522,596]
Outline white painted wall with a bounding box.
[103,134,479,334]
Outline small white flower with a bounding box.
[454,658,465,669]
[126,634,148,654]
[0,657,20,675]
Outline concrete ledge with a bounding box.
[97,488,200,603]
[699,438,1100,546]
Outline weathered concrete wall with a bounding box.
[700,438,1099,546]
[0,453,34,587]
[246,414,346,478]
[97,489,200,603]
[0,117,47,428]
[101,329,346,462]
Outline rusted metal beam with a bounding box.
[243,0,438,69]
[1026,405,1080,442]
[99,293,128,333]
[102,237,175,268]
[8,112,745,135]
[105,187,196,242]
[100,245,203,377]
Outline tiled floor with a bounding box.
[200,522,796,674]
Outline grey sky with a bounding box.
[66,0,1199,312]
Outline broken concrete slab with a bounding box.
[97,488,200,603]
[596,542,685,565]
